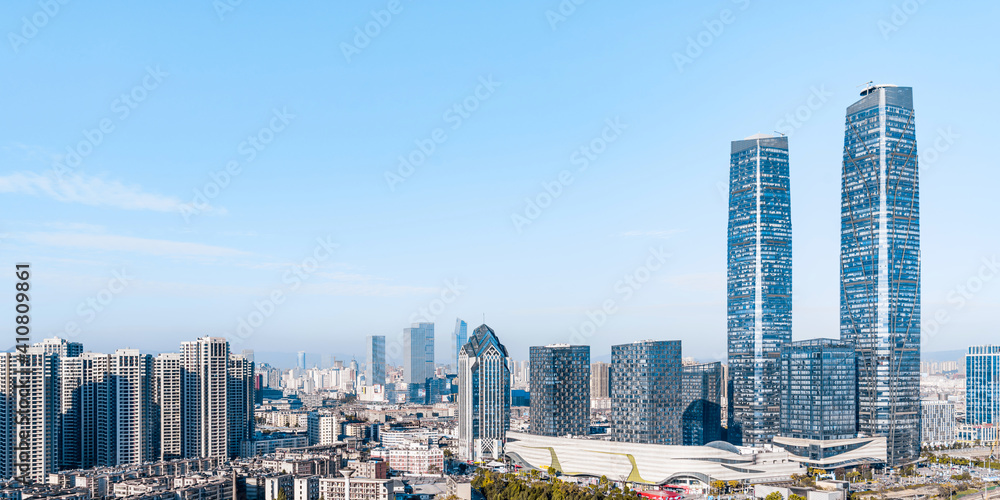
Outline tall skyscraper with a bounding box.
[404,323,435,386]
[228,353,255,458]
[681,362,723,446]
[529,344,590,437]
[297,351,306,370]
[365,335,386,387]
[0,349,59,482]
[840,84,920,465]
[181,337,231,459]
[778,339,857,441]
[966,345,1000,425]
[590,362,611,399]
[457,324,511,462]
[611,340,682,445]
[35,336,83,358]
[727,134,792,447]
[453,318,468,372]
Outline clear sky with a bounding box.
[1,1,997,365]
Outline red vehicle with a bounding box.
[638,489,683,500]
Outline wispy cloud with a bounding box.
[15,232,252,258]
[618,229,686,239]
[0,171,223,215]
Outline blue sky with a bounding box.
[1,1,997,365]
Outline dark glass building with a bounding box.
[779,339,857,441]
[611,340,682,445]
[840,84,920,465]
[966,345,1000,425]
[682,362,723,445]
[727,134,792,447]
[529,344,590,437]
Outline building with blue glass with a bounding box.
[779,339,856,441]
[529,344,590,437]
[365,335,386,387]
[457,324,511,462]
[453,318,468,373]
[682,361,723,446]
[840,84,920,465]
[727,134,792,447]
[611,340,682,445]
[966,345,1000,425]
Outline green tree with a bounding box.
[765,492,784,500]
[789,494,806,500]
[276,489,288,500]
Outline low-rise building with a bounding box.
[921,400,957,447]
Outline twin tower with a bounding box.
[726,84,920,465]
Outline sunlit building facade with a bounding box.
[457,324,511,462]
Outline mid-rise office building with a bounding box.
[365,335,386,387]
[841,84,920,465]
[778,339,856,441]
[921,400,956,447]
[611,340,682,445]
[590,362,611,399]
[966,345,1000,425]
[457,324,511,462]
[727,134,792,447]
[529,344,590,437]
[403,323,435,386]
[681,362,723,445]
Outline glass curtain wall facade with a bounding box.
[453,319,468,373]
[840,85,920,465]
[966,345,1000,425]
[681,362,723,445]
[727,134,792,447]
[611,340,682,445]
[529,344,590,437]
[404,323,435,386]
[779,339,857,441]
[457,324,511,462]
[365,335,386,387]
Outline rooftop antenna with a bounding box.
[857,80,875,96]
[773,131,786,137]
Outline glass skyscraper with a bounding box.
[727,134,792,447]
[966,345,1000,425]
[365,335,386,387]
[403,322,435,385]
[681,361,723,446]
[457,324,511,462]
[611,340,682,445]
[779,339,857,441]
[453,318,468,372]
[529,344,590,437]
[840,84,920,465]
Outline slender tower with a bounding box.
[840,84,920,465]
[727,134,792,446]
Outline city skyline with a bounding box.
[2,2,998,362]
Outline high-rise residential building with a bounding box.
[590,362,611,399]
[365,335,386,387]
[681,362,723,446]
[228,353,256,458]
[841,84,920,465]
[453,319,468,372]
[108,349,156,466]
[404,323,435,386]
[181,337,231,459]
[35,336,83,358]
[966,345,1000,425]
[529,344,590,437]
[610,340,682,445]
[921,400,956,447]
[727,134,792,447]
[778,339,857,441]
[154,352,183,461]
[457,324,511,462]
[307,410,339,445]
[0,349,59,482]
